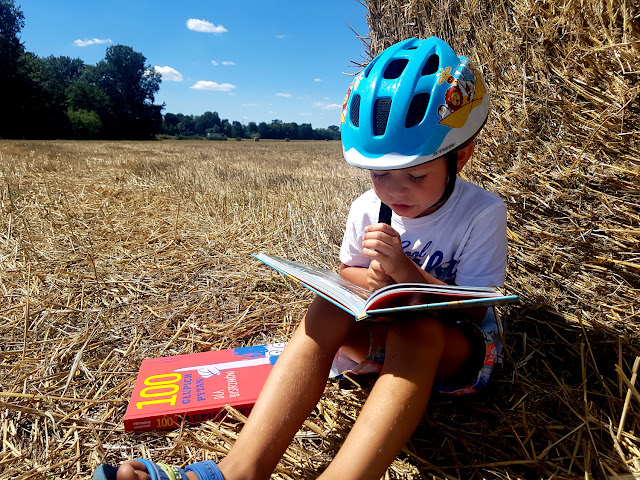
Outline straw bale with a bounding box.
[360,0,640,477]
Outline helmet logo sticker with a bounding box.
[437,61,486,129]
[341,73,364,124]
[437,66,453,85]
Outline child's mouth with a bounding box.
[392,204,413,212]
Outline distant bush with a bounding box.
[207,133,227,141]
[68,109,102,139]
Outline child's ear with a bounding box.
[456,141,476,173]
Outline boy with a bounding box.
[95,36,507,480]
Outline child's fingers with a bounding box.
[364,222,400,236]
[367,261,394,290]
[369,259,386,274]
[362,239,400,259]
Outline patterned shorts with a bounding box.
[329,309,503,396]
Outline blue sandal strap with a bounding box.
[137,459,189,480]
[92,459,222,480]
[185,460,225,480]
[93,463,119,480]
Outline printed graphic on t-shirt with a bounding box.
[402,239,457,282]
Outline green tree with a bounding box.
[283,122,299,140]
[26,55,86,137]
[91,45,163,139]
[220,119,232,138]
[177,115,195,136]
[68,70,111,115]
[162,113,180,135]
[313,125,340,140]
[67,108,102,138]
[0,0,25,137]
[258,122,270,139]
[246,121,258,137]
[194,111,220,135]
[231,121,245,139]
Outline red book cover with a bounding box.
[123,343,286,432]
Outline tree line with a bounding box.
[161,114,340,141]
[0,0,340,141]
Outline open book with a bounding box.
[254,253,517,320]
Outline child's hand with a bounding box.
[362,223,412,282]
[366,259,395,291]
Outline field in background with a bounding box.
[0,139,365,478]
[1,139,638,479]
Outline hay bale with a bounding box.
[362,0,640,477]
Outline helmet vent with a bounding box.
[364,55,380,78]
[350,94,361,127]
[383,59,409,79]
[373,98,392,136]
[422,54,439,76]
[405,93,430,128]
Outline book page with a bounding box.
[364,283,507,312]
[254,254,370,316]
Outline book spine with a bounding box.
[124,406,253,432]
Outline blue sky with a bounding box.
[19,1,370,128]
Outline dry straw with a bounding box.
[1,0,639,477]
[362,0,640,477]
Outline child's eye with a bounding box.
[409,174,426,183]
[371,172,388,180]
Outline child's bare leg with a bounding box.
[319,316,472,480]
[115,296,357,480]
[218,296,355,479]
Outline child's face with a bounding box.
[370,157,450,218]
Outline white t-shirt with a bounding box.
[339,178,507,287]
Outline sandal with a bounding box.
[93,459,224,480]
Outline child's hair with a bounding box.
[340,37,489,171]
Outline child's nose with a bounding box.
[387,180,409,197]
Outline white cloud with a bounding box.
[74,38,112,47]
[191,81,236,92]
[154,66,183,82]
[275,34,286,39]
[222,61,235,66]
[187,18,227,33]
[242,103,258,107]
[314,101,341,110]
[276,93,292,98]
[314,78,322,82]
[211,60,219,66]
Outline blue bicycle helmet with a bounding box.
[341,37,489,170]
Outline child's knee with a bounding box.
[301,296,356,345]
[387,316,447,356]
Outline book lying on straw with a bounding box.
[254,253,517,321]
[123,343,285,432]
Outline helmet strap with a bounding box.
[429,150,459,208]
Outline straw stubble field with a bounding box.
[0,139,638,479]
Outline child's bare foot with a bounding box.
[116,460,152,480]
